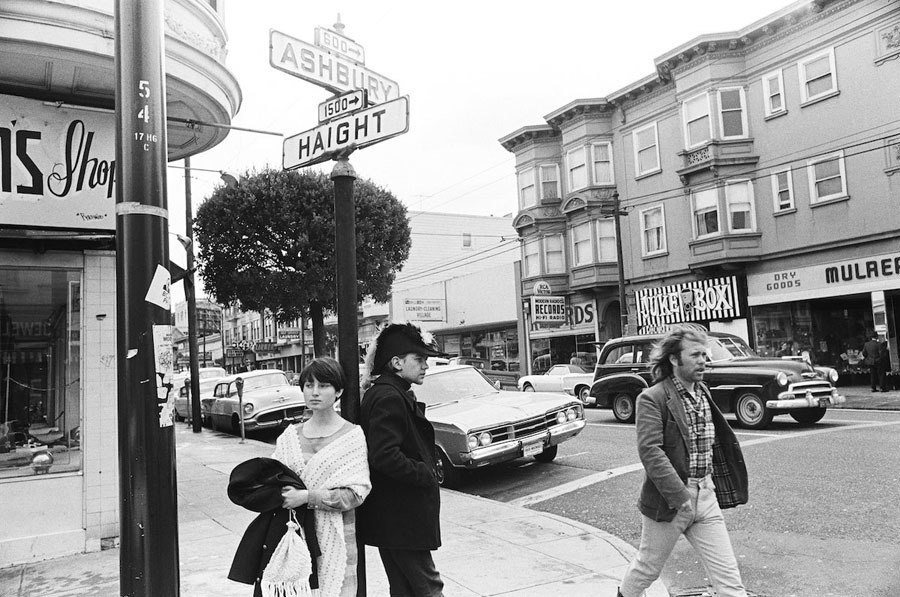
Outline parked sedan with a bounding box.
[207,369,305,434]
[518,364,593,402]
[414,365,585,488]
[173,366,227,422]
[588,332,844,429]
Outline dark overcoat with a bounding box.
[635,378,748,522]
[357,372,441,550]
[226,457,320,590]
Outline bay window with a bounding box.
[591,142,614,185]
[539,164,560,201]
[683,93,712,148]
[717,87,748,139]
[692,187,719,238]
[523,240,540,278]
[571,222,593,266]
[566,147,588,192]
[596,219,616,262]
[544,234,565,273]
[518,168,536,209]
[725,180,756,232]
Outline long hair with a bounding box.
[298,356,346,392]
[649,327,709,382]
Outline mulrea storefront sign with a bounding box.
[748,252,900,305]
[1,94,115,231]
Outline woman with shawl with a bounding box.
[269,357,371,597]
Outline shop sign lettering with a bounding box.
[825,256,900,284]
[565,302,595,327]
[635,276,741,327]
[531,296,566,323]
[0,94,116,230]
[765,271,801,291]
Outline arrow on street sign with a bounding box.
[314,26,365,64]
[270,29,399,105]
[283,95,410,170]
[318,89,368,123]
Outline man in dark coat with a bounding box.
[863,331,886,391]
[358,322,446,597]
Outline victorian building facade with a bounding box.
[501,0,900,376]
[0,0,240,565]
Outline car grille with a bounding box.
[784,381,833,398]
[255,406,307,425]
[483,409,569,442]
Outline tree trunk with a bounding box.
[310,301,325,357]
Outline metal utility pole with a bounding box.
[114,0,180,595]
[330,154,365,596]
[184,157,202,432]
[612,192,628,336]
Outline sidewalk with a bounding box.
[0,423,666,597]
[837,384,900,410]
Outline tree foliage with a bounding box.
[194,168,411,350]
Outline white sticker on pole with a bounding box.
[145,264,171,310]
[153,324,175,427]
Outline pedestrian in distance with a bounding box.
[862,331,886,392]
[618,327,749,597]
[358,322,447,597]
[270,357,371,597]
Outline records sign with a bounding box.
[635,276,742,329]
[531,296,566,323]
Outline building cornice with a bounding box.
[499,124,559,153]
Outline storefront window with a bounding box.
[752,295,873,373]
[0,268,81,479]
[529,333,597,374]
[439,327,519,373]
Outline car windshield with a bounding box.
[415,367,497,406]
[240,372,288,392]
[198,368,226,380]
[707,336,758,361]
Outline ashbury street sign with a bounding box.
[283,96,409,170]
[270,29,399,105]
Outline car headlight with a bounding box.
[478,432,492,446]
[467,435,479,450]
[556,410,567,424]
[243,403,254,414]
[776,372,788,386]
[828,368,839,383]
[566,407,577,422]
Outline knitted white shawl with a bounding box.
[272,424,371,597]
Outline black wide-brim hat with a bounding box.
[371,322,446,374]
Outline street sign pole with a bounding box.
[114,0,180,594]
[184,156,202,432]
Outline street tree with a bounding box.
[194,167,411,356]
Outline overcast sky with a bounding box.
[167,0,798,300]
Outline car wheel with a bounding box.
[790,407,826,426]
[434,446,462,489]
[612,393,636,423]
[734,391,773,429]
[576,386,590,406]
[534,444,558,463]
[523,383,535,392]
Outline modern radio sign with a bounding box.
[0,94,116,231]
[531,296,566,323]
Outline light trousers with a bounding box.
[620,475,747,597]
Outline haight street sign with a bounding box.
[270,29,399,105]
[283,95,410,170]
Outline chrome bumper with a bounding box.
[767,389,846,409]
[460,419,586,467]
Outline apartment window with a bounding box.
[771,169,794,211]
[591,142,614,185]
[523,240,540,277]
[462,233,472,248]
[633,122,660,176]
[571,222,593,266]
[544,234,565,273]
[798,48,837,103]
[518,168,536,208]
[567,147,588,191]
[539,164,560,200]
[640,205,667,255]
[596,219,616,262]
[807,151,847,203]
[717,88,748,138]
[762,70,785,116]
[725,180,756,232]
[683,93,712,148]
[692,187,720,238]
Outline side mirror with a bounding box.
[235,377,244,399]
[493,380,501,390]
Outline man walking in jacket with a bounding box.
[359,322,446,597]
[618,327,748,597]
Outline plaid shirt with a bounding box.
[671,376,714,478]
